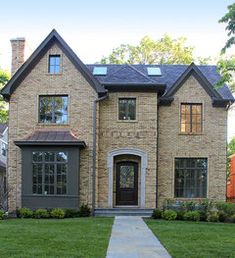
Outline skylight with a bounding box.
[93,66,107,75]
[147,67,162,76]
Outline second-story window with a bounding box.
[39,95,68,124]
[119,98,136,121]
[180,103,202,134]
[49,55,60,74]
[1,142,6,156]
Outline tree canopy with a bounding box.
[0,70,10,123]
[217,3,235,92]
[101,34,195,65]
[228,137,235,157]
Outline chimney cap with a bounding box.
[10,37,25,42]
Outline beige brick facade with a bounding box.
[158,75,227,207]
[7,43,97,211]
[6,42,228,212]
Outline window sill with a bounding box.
[46,73,63,76]
[117,120,138,123]
[173,197,207,200]
[37,123,69,126]
[179,132,203,136]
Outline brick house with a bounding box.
[227,154,235,202]
[1,30,234,215]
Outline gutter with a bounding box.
[156,95,159,208]
[92,93,108,216]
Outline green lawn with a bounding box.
[146,219,235,258]
[0,218,113,258]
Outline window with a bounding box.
[39,95,68,124]
[147,67,162,76]
[1,142,6,156]
[175,158,207,198]
[32,151,68,195]
[93,66,107,75]
[180,103,202,133]
[119,98,136,120]
[49,55,60,74]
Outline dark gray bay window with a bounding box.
[32,151,67,195]
[175,158,207,198]
[39,95,68,124]
[119,98,136,120]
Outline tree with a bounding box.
[101,34,194,65]
[228,137,235,157]
[0,70,10,123]
[217,3,235,91]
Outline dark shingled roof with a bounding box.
[86,64,234,100]
[15,130,86,147]
[0,123,7,135]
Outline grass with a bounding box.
[0,217,113,258]
[146,219,235,258]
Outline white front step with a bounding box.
[94,208,153,217]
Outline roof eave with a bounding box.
[103,83,166,94]
[14,140,86,148]
[212,98,235,108]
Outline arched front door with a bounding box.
[116,161,138,206]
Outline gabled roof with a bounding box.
[1,29,106,100]
[15,130,86,147]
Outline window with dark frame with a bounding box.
[119,98,136,121]
[175,158,207,198]
[49,55,60,74]
[32,151,68,195]
[180,103,202,133]
[39,95,68,124]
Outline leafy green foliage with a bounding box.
[79,203,91,217]
[101,34,194,65]
[0,70,10,123]
[206,211,219,222]
[17,208,34,218]
[162,210,177,220]
[63,208,79,218]
[152,208,162,219]
[34,209,49,219]
[50,208,65,219]
[183,211,200,221]
[0,209,7,220]
[219,3,235,53]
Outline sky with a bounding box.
[0,0,235,140]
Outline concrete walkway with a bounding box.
[106,216,171,258]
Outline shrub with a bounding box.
[162,210,177,221]
[216,202,235,216]
[183,211,200,221]
[176,210,185,220]
[18,208,33,218]
[183,201,197,212]
[79,204,91,217]
[64,208,79,218]
[207,211,219,222]
[152,208,162,219]
[0,209,7,220]
[218,211,227,222]
[229,214,235,223]
[50,208,65,219]
[34,209,50,219]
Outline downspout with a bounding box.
[156,96,159,208]
[92,93,108,216]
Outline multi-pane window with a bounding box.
[175,158,207,198]
[180,103,202,133]
[39,95,68,124]
[32,151,68,195]
[49,55,60,74]
[1,142,6,156]
[119,98,136,120]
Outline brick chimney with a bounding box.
[10,37,25,75]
